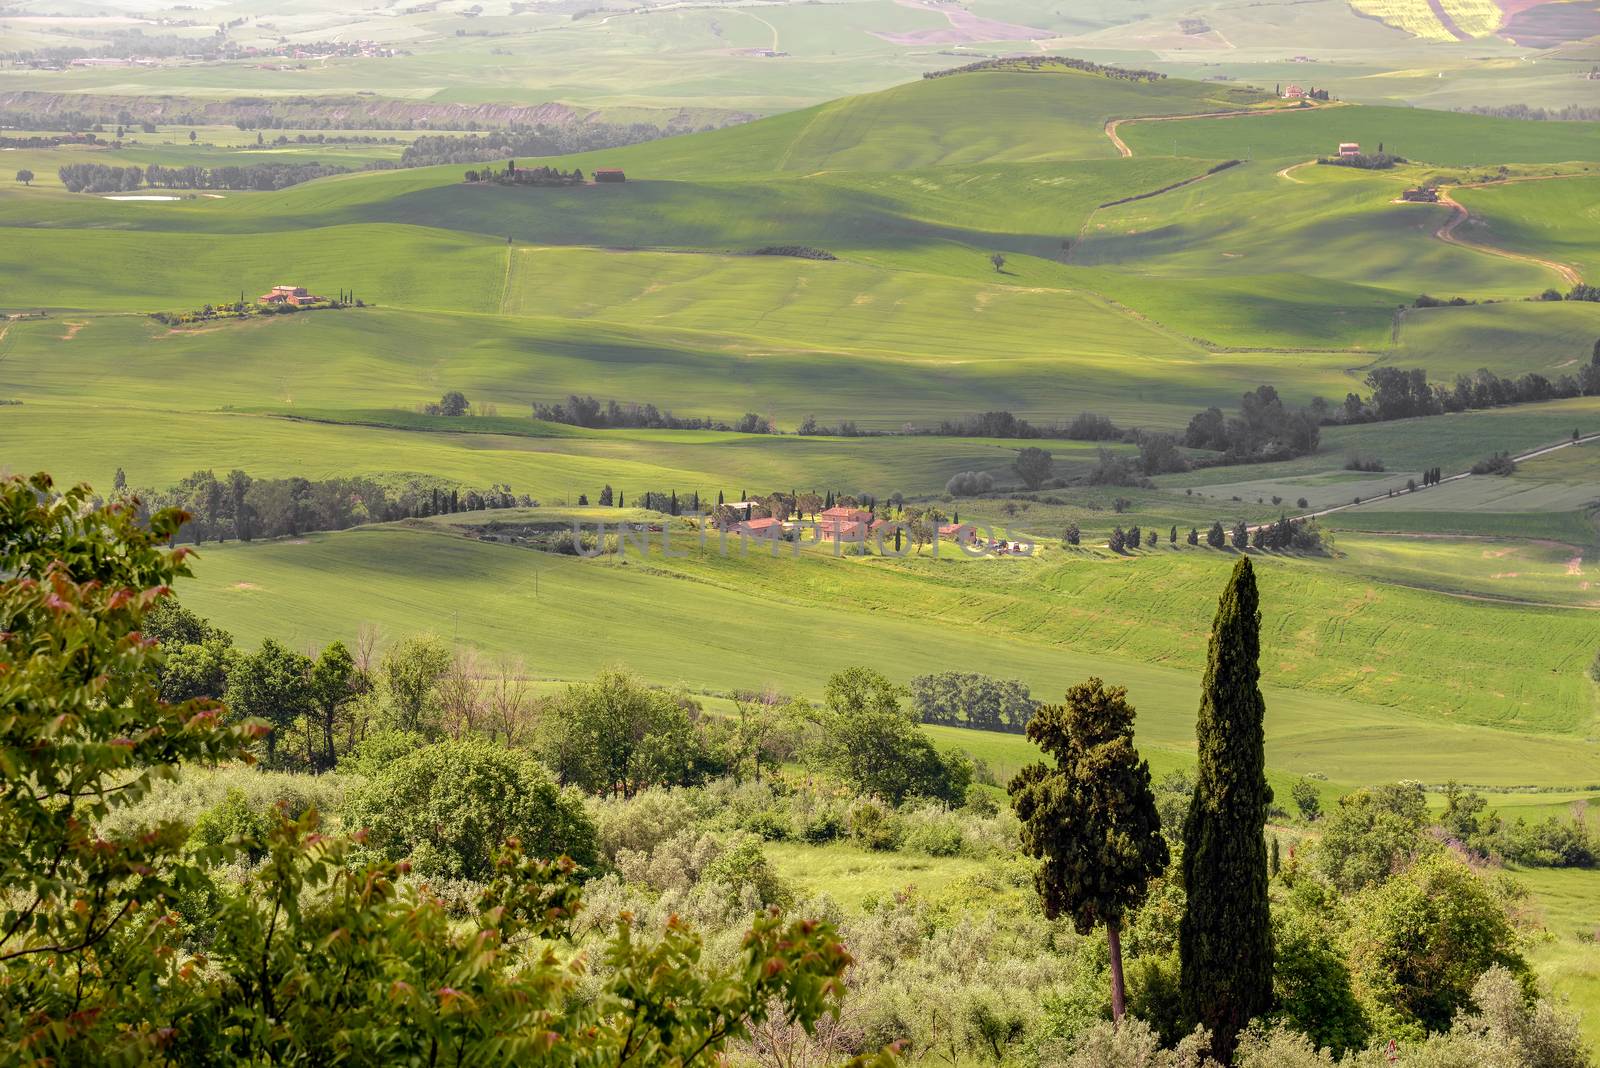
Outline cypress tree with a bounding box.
[1180,556,1273,1062]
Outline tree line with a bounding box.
[58,160,354,193]
[1338,357,1600,423]
[115,467,530,544]
[534,394,774,433]
[924,54,1168,82]
[407,123,678,167]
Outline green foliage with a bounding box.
[1181,557,1273,1061]
[1345,853,1528,1037]
[377,633,452,735]
[344,737,597,879]
[189,786,273,862]
[1014,446,1054,489]
[1315,782,1430,893]
[225,637,313,764]
[0,477,867,1063]
[1292,778,1323,822]
[1011,675,1170,1011]
[807,667,971,805]
[1271,898,1370,1055]
[541,669,710,798]
[0,472,261,1056]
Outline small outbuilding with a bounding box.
[1338,142,1361,157]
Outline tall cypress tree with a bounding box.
[1180,556,1272,1062]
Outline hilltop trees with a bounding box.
[1180,557,1273,1062]
[1009,679,1168,1020]
[14,169,31,186]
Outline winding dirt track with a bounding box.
[1104,103,1339,158]
[1433,188,1582,287]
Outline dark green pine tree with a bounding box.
[1180,556,1273,1062]
[1010,678,1167,1021]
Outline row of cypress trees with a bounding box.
[1010,557,1271,1062]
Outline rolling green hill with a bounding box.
[1117,105,1600,166]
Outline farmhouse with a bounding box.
[257,284,323,306]
[1338,142,1361,157]
[1401,186,1440,203]
[594,168,627,183]
[816,505,873,541]
[736,517,787,540]
[1282,84,1305,99]
[939,522,977,544]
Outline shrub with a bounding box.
[901,804,965,856]
[189,787,273,861]
[344,738,597,879]
[946,470,995,496]
[1470,451,1516,476]
[590,788,700,863]
[1345,853,1527,1035]
[701,836,792,908]
[849,797,904,851]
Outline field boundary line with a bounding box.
[1261,431,1600,531]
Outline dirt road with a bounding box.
[1253,431,1600,533]
[1433,188,1581,287]
[1104,102,1336,158]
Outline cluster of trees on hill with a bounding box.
[57,160,351,192]
[3,476,1594,1065]
[1317,152,1406,169]
[924,54,1167,82]
[113,467,530,543]
[1183,385,1321,463]
[0,131,104,149]
[534,394,773,433]
[467,160,585,185]
[1337,359,1600,423]
[247,132,401,147]
[910,671,1036,733]
[405,123,674,166]
[930,409,1127,440]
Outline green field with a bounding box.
[1117,105,1600,167]
[4,65,1600,796]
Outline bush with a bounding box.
[1345,853,1527,1035]
[1470,451,1516,476]
[946,470,994,496]
[188,787,273,861]
[590,789,700,863]
[849,797,904,851]
[900,804,965,856]
[701,836,792,908]
[344,738,597,879]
